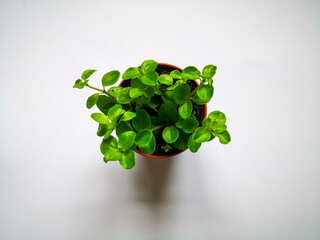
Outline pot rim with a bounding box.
[119,62,207,159]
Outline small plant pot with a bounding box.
[119,63,207,158]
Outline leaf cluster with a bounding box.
[73,60,231,169]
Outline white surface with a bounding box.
[0,0,319,239]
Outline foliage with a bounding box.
[73,60,231,169]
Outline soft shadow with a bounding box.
[132,154,175,204]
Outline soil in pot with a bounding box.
[120,63,206,157]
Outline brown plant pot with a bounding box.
[119,63,207,158]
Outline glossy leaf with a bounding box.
[141,71,158,86]
[158,101,178,123]
[201,117,213,127]
[182,116,199,133]
[144,86,156,98]
[129,88,144,98]
[197,84,214,103]
[212,122,227,133]
[158,74,173,85]
[135,129,153,145]
[107,104,125,121]
[81,69,96,80]
[193,127,212,143]
[91,113,109,124]
[132,109,151,131]
[120,111,136,121]
[162,126,179,144]
[122,67,141,80]
[118,131,136,151]
[182,66,201,80]
[216,130,231,144]
[96,95,116,115]
[173,83,191,104]
[178,100,192,119]
[202,65,217,78]
[131,77,144,89]
[170,70,182,79]
[73,79,86,89]
[104,148,122,162]
[116,121,133,137]
[120,150,135,169]
[188,134,201,153]
[102,70,120,86]
[117,87,132,104]
[138,133,156,155]
[107,86,122,99]
[208,111,226,123]
[100,135,118,154]
[141,60,158,73]
[192,94,207,105]
[86,93,99,109]
[97,123,112,137]
[172,130,189,151]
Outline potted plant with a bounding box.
[73,60,231,169]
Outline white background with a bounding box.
[0,0,319,239]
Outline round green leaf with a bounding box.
[216,130,231,144]
[86,93,100,109]
[158,101,178,123]
[107,86,122,98]
[192,94,207,105]
[197,84,214,103]
[202,65,217,78]
[116,121,133,137]
[178,100,192,119]
[100,135,118,154]
[107,104,125,121]
[140,71,158,86]
[122,67,141,80]
[193,127,212,143]
[141,60,158,73]
[173,83,191,104]
[120,150,135,169]
[158,74,173,85]
[97,123,113,137]
[81,69,96,80]
[104,148,122,162]
[172,130,189,151]
[131,77,144,89]
[132,109,151,131]
[138,134,156,155]
[208,111,226,123]
[201,117,213,127]
[182,117,199,134]
[182,66,201,80]
[188,134,201,153]
[129,88,144,98]
[144,86,156,98]
[91,113,109,124]
[170,70,182,79]
[120,111,136,121]
[102,70,120,86]
[135,129,153,146]
[212,122,227,133]
[118,131,136,151]
[162,126,179,144]
[116,87,133,104]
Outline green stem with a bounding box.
[86,83,116,100]
[150,125,165,132]
[146,104,159,113]
[187,84,200,99]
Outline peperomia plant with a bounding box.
[73,60,231,169]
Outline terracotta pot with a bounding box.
[119,63,207,158]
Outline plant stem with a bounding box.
[187,84,200,99]
[150,125,165,132]
[146,104,159,113]
[86,83,116,100]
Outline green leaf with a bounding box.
[81,69,96,80]
[161,90,174,102]
[138,133,156,155]
[197,84,214,103]
[96,95,116,115]
[131,77,144,89]
[170,70,182,79]
[107,86,122,99]
[118,131,136,151]
[100,135,118,154]
[173,83,191,104]
[120,111,136,121]
[216,130,231,144]
[175,116,184,129]
[73,79,87,89]
[212,122,227,133]
[144,86,156,98]
[91,113,109,124]
[135,129,153,145]
[97,123,113,137]
[182,116,199,133]
[132,109,151,131]
[104,148,122,162]
[116,121,133,137]
[86,93,100,109]
[192,94,207,105]
[123,67,141,80]
[188,134,201,153]
[172,129,189,151]
[202,65,217,78]
[208,111,226,123]
[182,66,201,80]
[201,117,213,127]
[178,100,192,119]
[117,87,133,104]
[141,60,158,73]
[102,70,120,86]
[158,101,178,123]
[162,126,179,144]
[129,88,144,98]
[140,71,158,86]
[158,74,173,85]
[193,127,212,143]
[107,104,125,121]
[120,150,135,169]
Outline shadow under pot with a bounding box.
[119,63,207,158]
